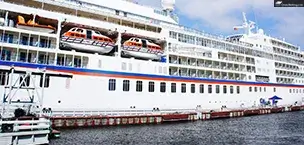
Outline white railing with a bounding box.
[35,0,160,26]
[0,118,50,133]
[47,108,196,117]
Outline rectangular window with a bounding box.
[216,85,220,93]
[160,82,166,93]
[148,82,154,92]
[181,83,186,93]
[264,87,266,92]
[108,79,116,91]
[208,85,212,93]
[191,84,195,93]
[123,80,130,92]
[249,87,252,92]
[259,87,262,92]
[39,75,50,88]
[273,87,276,92]
[0,72,9,86]
[230,86,234,94]
[254,87,257,92]
[223,85,227,94]
[20,75,30,87]
[199,84,204,93]
[290,89,292,93]
[171,83,176,93]
[237,86,240,94]
[136,81,143,92]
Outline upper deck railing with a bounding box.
[33,0,253,48]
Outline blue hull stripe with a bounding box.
[0,60,303,88]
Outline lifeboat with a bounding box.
[122,37,164,60]
[60,27,115,54]
[16,15,56,33]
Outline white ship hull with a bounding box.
[0,59,302,112]
[122,50,162,60]
[61,41,114,54]
[16,24,55,33]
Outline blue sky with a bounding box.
[137,0,304,49]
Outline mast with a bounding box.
[233,12,256,36]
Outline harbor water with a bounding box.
[50,111,304,145]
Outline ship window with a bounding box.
[40,75,50,88]
[273,87,276,92]
[259,87,262,92]
[249,87,252,92]
[181,83,186,93]
[171,83,176,93]
[293,89,295,93]
[264,87,266,92]
[199,84,204,93]
[0,72,9,86]
[19,75,30,87]
[230,86,234,94]
[208,85,212,93]
[254,87,257,92]
[223,85,227,94]
[148,82,154,92]
[115,10,119,15]
[289,89,292,93]
[123,80,130,92]
[160,82,166,93]
[19,52,26,62]
[191,84,195,93]
[237,86,240,94]
[296,89,299,93]
[108,79,116,91]
[71,28,76,31]
[95,31,100,35]
[216,85,220,94]
[76,29,83,32]
[136,81,143,92]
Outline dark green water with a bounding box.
[50,111,304,145]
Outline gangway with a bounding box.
[0,66,72,145]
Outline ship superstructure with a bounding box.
[0,0,303,114]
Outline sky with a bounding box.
[136,0,304,49]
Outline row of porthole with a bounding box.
[290,88,304,94]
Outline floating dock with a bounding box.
[49,105,304,129]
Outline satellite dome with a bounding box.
[161,0,175,12]
[258,29,264,34]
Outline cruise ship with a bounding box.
[0,0,303,115]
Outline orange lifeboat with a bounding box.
[122,37,164,60]
[16,15,56,33]
[60,27,115,54]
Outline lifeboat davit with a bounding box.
[16,15,56,33]
[122,37,164,60]
[60,27,115,54]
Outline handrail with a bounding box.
[0,119,50,125]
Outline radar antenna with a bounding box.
[233,12,256,35]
